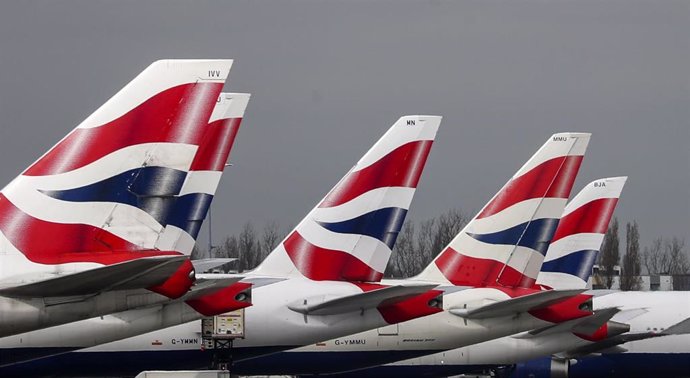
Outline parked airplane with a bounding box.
[12,132,602,377]
[564,293,690,378]
[0,92,254,367]
[0,59,232,337]
[494,180,690,378]
[201,114,446,360]
[325,176,628,377]
[502,178,690,378]
[0,115,446,376]
[360,176,690,378]
[225,132,596,376]
[503,294,690,378]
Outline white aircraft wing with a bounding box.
[191,258,237,273]
[288,284,439,316]
[183,275,245,299]
[0,255,187,298]
[515,307,621,339]
[449,289,585,319]
[561,316,690,358]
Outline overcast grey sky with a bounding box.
[0,0,688,252]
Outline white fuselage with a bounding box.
[0,275,416,370]
[0,298,208,366]
[3,283,578,377]
[219,277,406,353]
[345,291,690,377]
[0,239,188,338]
[0,288,175,338]
[233,284,567,375]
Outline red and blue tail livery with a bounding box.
[254,115,442,282]
[0,60,233,298]
[537,176,627,290]
[0,88,252,354]
[155,92,250,255]
[36,92,249,257]
[418,133,591,288]
[0,60,239,338]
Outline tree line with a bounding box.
[194,211,689,290]
[599,218,690,290]
[192,221,282,272]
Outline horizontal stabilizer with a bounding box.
[518,307,620,339]
[195,274,285,289]
[561,320,690,358]
[606,307,648,323]
[450,289,585,319]
[183,275,244,300]
[192,258,237,273]
[563,336,636,357]
[593,346,628,355]
[663,317,690,335]
[288,284,438,316]
[0,255,187,298]
[572,308,622,335]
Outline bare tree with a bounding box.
[431,209,468,258]
[620,221,641,290]
[416,218,437,271]
[598,217,620,289]
[643,237,666,274]
[387,217,436,278]
[238,222,259,272]
[386,208,469,278]
[387,221,416,278]
[643,237,689,275]
[259,221,282,262]
[213,235,239,259]
[666,237,689,275]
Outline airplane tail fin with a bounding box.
[254,115,442,281]
[536,177,627,289]
[417,133,590,288]
[0,60,232,270]
[155,92,250,255]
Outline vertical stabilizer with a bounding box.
[0,60,232,278]
[156,92,250,254]
[254,115,442,281]
[537,176,627,289]
[417,133,590,288]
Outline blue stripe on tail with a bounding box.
[166,193,213,238]
[541,249,598,281]
[317,207,408,249]
[41,166,187,225]
[467,218,560,255]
